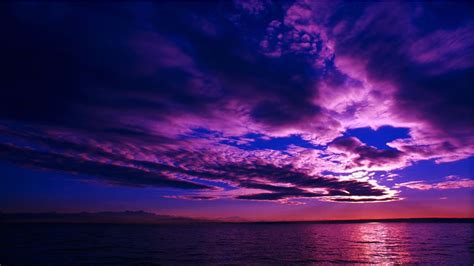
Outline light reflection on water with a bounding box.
[305,222,473,264]
[2,223,473,265]
[346,223,412,263]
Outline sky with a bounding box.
[0,1,473,221]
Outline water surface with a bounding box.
[1,223,473,265]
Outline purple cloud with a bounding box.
[0,2,472,206]
[395,176,474,191]
[329,137,407,171]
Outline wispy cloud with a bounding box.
[395,176,474,191]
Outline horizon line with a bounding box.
[1,211,473,224]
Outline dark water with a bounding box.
[1,223,473,265]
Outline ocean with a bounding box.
[1,222,473,265]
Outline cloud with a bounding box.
[0,2,472,205]
[163,195,219,201]
[409,23,474,74]
[395,176,474,191]
[0,124,398,203]
[234,0,271,15]
[0,143,213,190]
[328,137,408,171]
[321,2,474,158]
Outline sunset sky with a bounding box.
[0,1,473,221]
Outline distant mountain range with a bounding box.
[1,211,472,224]
[0,211,212,224]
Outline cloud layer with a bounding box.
[0,1,472,204]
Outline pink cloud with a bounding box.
[395,176,474,191]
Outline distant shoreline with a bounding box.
[1,211,473,224]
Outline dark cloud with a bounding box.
[330,2,474,138]
[0,143,212,190]
[330,197,396,203]
[237,192,317,201]
[164,195,219,201]
[330,137,405,170]
[0,2,327,136]
[250,100,320,127]
[207,163,394,201]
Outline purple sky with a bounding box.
[0,1,473,220]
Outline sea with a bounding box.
[1,222,473,265]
